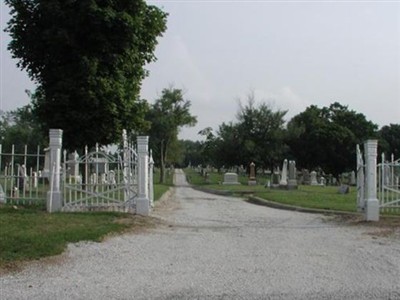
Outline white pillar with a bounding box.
[149,150,154,208]
[364,139,379,221]
[136,136,150,215]
[47,129,63,213]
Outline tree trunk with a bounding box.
[159,140,166,184]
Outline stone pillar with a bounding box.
[136,136,150,215]
[47,129,63,213]
[364,139,379,221]
[149,150,154,208]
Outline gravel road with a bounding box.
[1,169,400,299]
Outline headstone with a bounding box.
[320,176,326,186]
[67,151,79,177]
[271,167,279,186]
[0,184,5,203]
[302,169,310,185]
[350,171,356,186]
[43,148,50,178]
[248,162,257,185]
[288,160,298,189]
[310,171,318,186]
[17,164,27,191]
[223,172,240,185]
[32,172,38,188]
[108,170,117,188]
[338,185,350,194]
[279,159,288,186]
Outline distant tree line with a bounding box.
[178,95,399,177]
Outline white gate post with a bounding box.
[136,136,150,215]
[149,150,154,208]
[47,129,63,213]
[364,139,379,221]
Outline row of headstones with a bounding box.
[221,160,358,189]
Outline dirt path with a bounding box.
[1,169,400,299]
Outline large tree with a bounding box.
[379,124,400,159]
[286,102,378,175]
[205,93,287,170]
[5,0,167,150]
[146,88,197,183]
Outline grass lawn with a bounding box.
[185,168,358,212]
[0,206,133,268]
[0,169,174,269]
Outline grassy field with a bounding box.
[0,169,173,269]
[185,168,358,212]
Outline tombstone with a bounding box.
[32,172,38,188]
[310,171,318,186]
[67,151,80,177]
[270,167,280,188]
[338,185,350,194]
[287,160,298,189]
[279,159,288,187]
[332,177,337,185]
[223,172,240,185]
[0,184,5,203]
[43,148,50,178]
[302,169,311,185]
[91,157,108,174]
[17,164,28,191]
[205,172,210,183]
[320,176,326,186]
[108,170,117,188]
[350,171,356,186]
[248,162,257,185]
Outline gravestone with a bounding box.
[223,172,240,185]
[320,176,326,186]
[279,159,288,187]
[248,162,257,185]
[302,169,311,185]
[350,171,356,186]
[288,160,298,189]
[310,171,318,186]
[0,184,5,203]
[67,151,79,177]
[338,185,350,194]
[32,172,38,188]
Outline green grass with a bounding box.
[153,168,174,201]
[0,205,131,267]
[0,169,174,268]
[185,168,358,212]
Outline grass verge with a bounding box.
[0,169,174,270]
[184,168,395,214]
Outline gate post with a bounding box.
[364,139,379,221]
[47,129,63,213]
[136,136,150,215]
[149,150,154,208]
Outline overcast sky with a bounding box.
[1,1,399,141]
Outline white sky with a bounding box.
[1,1,400,141]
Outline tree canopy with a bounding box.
[146,87,197,183]
[201,93,287,170]
[286,102,378,175]
[5,0,167,150]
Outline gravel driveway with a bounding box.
[1,169,400,299]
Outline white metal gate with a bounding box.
[61,131,138,212]
[378,153,400,213]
